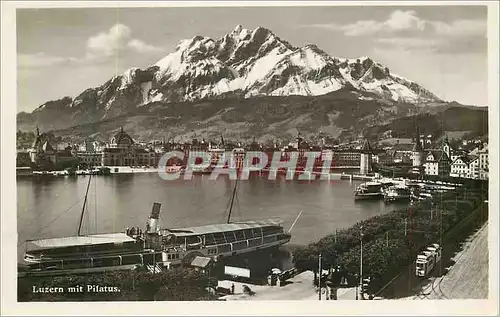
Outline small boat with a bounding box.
[354,182,383,200]
[383,185,411,203]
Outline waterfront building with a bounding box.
[391,143,414,164]
[478,144,489,180]
[78,140,97,152]
[231,148,246,170]
[332,150,361,167]
[245,137,269,168]
[450,155,479,179]
[27,127,78,169]
[422,135,452,177]
[450,149,467,163]
[109,127,134,149]
[376,150,397,165]
[208,136,226,166]
[77,152,103,167]
[423,150,451,176]
[28,127,57,166]
[101,127,157,167]
[184,139,210,167]
[93,141,107,152]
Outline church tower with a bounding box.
[412,126,425,174]
[360,139,373,175]
[442,134,451,158]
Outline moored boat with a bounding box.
[354,182,383,200]
[383,185,411,203]
[20,176,291,276]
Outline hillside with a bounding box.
[364,106,488,141]
[38,89,485,145]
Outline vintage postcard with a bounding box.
[1,1,498,315]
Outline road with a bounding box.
[416,222,488,299]
[218,271,357,300]
[377,208,487,299]
[217,218,488,301]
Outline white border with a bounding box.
[1,1,499,316]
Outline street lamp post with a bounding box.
[318,253,322,301]
[355,274,358,300]
[359,225,364,300]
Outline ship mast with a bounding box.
[78,175,92,236]
[227,178,239,224]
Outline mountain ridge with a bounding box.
[17,25,485,144]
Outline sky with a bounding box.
[16,5,488,112]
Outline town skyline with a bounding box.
[17,4,488,113]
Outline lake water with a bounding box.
[17,173,408,260]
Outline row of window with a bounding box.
[166,253,180,260]
[205,235,282,255]
[202,226,282,246]
[34,252,163,270]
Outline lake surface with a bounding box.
[17,173,408,260]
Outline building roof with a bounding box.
[32,135,43,149]
[393,143,414,152]
[191,256,212,268]
[26,233,136,251]
[478,143,488,153]
[111,127,134,146]
[412,140,423,152]
[103,148,125,153]
[453,155,478,165]
[379,138,413,146]
[360,139,373,153]
[426,150,450,163]
[166,218,283,237]
[42,141,55,152]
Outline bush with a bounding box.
[292,183,488,293]
[19,268,215,301]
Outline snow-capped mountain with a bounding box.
[18,25,444,133]
[146,25,439,104]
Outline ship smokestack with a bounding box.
[148,202,161,233]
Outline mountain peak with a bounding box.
[233,24,244,34]
[20,25,444,133]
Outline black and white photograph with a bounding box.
[1,1,498,315]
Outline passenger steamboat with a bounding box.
[20,176,292,276]
[354,182,383,200]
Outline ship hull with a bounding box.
[20,233,291,277]
[354,193,383,200]
[383,196,410,203]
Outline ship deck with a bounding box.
[166,218,284,237]
[25,233,136,251]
